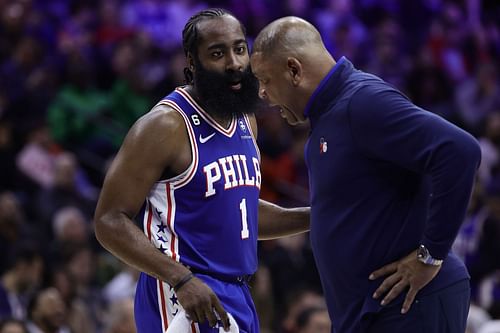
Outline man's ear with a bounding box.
[187,53,195,71]
[287,57,302,86]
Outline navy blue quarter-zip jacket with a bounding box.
[304,57,481,332]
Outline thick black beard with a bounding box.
[192,59,260,120]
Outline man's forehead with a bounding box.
[197,16,245,45]
[250,53,267,75]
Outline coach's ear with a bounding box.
[287,57,302,86]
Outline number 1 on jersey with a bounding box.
[239,198,249,239]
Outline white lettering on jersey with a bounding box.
[239,155,255,186]
[203,161,221,197]
[253,157,261,189]
[232,155,245,186]
[204,154,260,197]
[219,156,238,190]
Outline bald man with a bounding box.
[251,17,480,333]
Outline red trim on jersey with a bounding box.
[165,183,177,261]
[161,100,198,188]
[146,201,153,241]
[176,87,237,137]
[191,322,196,333]
[158,281,169,330]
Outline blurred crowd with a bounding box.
[0,0,499,332]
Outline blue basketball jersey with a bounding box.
[134,87,261,332]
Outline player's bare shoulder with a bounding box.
[117,102,191,172]
[127,103,186,145]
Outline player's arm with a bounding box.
[258,199,310,240]
[95,107,188,285]
[94,106,230,330]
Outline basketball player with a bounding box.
[94,9,309,333]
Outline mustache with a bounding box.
[192,60,260,118]
[209,68,248,86]
[226,70,244,82]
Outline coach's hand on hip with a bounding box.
[368,249,441,314]
[175,274,231,331]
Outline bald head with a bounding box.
[252,16,325,59]
[250,17,335,126]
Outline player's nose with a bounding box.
[226,52,243,72]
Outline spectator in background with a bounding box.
[0,318,28,333]
[295,306,331,333]
[249,265,274,333]
[52,206,89,246]
[35,153,95,240]
[476,297,500,333]
[0,1,33,63]
[469,178,500,305]
[121,0,206,51]
[283,0,311,20]
[363,16,410,90]
[16,122,61,190]
[260,233,321,318]
[102,265,139,305]
[46,52,113,178]
[56,3,95,62]
[455,63,500,133]
[57,244,100,330]
[107,39,152,144]
[227,0,276,38]
[478,111,500,185]
[103,298,135,333]
[1,36,57,124]
[467,303,492,333]
[164,0,208,49]
[94,0,134,59]
[312,0,366,60]
[257,109,293,203]
[426,2,469,83]
[0,118,19,192]
[405,47,456,122]
[281,289,325,333]
[0,244,44,321]
[26,288,69,333]
[0,192,28,273]
[50,267,94,333]
[259,124,309,206]
[0,36,43,109]
[453,177,488,269]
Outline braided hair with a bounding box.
[181,8,246,84]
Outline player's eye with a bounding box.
[211,51,223,58]
[235,46,246,54]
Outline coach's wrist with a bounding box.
[416,245,443,266]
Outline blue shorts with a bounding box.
[365,279,470,333]
[134,272,259,333]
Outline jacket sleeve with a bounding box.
[348,85,481,259]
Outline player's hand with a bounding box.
[175,276,231,331]
[368,249,441,314]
